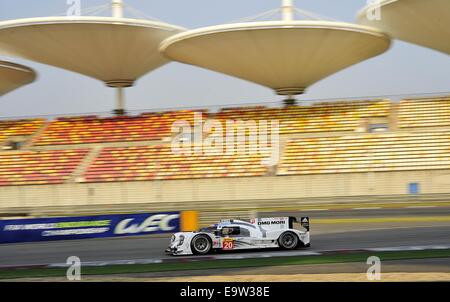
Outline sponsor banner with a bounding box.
[0,212,180,244]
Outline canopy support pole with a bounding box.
[114,87,126,116]
[283,94,297,106]
[282,0,294,21]
[111,0,124,18]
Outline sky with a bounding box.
[0,0,449,118]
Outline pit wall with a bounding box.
[1,170,450,211]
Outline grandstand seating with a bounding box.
[399,97,450,128]
[3,98,450,186]
[83,145,268,183]
[214,100,390,134]
[0,118,45,142]
[33,110,203,146]
[0,149,89,186]
[278,131,450,175]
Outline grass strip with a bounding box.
[1,248,449,280]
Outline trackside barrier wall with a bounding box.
[1,171,450,210]
[0,211,198,244]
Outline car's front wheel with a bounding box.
[278,231,299,250]
[191,234,212,255]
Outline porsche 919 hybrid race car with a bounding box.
[166,216,310,255]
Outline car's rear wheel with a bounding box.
[278,232,299,250]
[191,234,212,255]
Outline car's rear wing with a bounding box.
[299,217,310,232]
[289,216,310,232]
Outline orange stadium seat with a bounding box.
[214,100,390,134]
[83,145,269,183]
[278,131,450,175]
[33,110,204,146]
[398,97,450,128]
[0,149,89,186]
[5,98,450,186]
[0,118,45,142]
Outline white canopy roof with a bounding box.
[160,20,390,96]
[358,0,450,55]
[0,17,185,87]
[0,61,36,97]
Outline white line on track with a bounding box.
[352,207,382,210]
[304,208,329,211]
[367,244,450,252]
[406,206,437,209]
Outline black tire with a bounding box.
[278,231,299,250]
[191,234,212,255]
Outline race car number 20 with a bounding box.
[223,238,234,250]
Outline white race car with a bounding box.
[166,216,310,256]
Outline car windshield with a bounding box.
[199,224,218,233]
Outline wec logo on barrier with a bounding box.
[0,211,182,244]
[114,214,180,235]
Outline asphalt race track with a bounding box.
[1,207,450,267]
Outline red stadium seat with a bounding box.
[0,149,89,186]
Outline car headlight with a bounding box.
[171,235,175,243]
[178,235,185,246]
